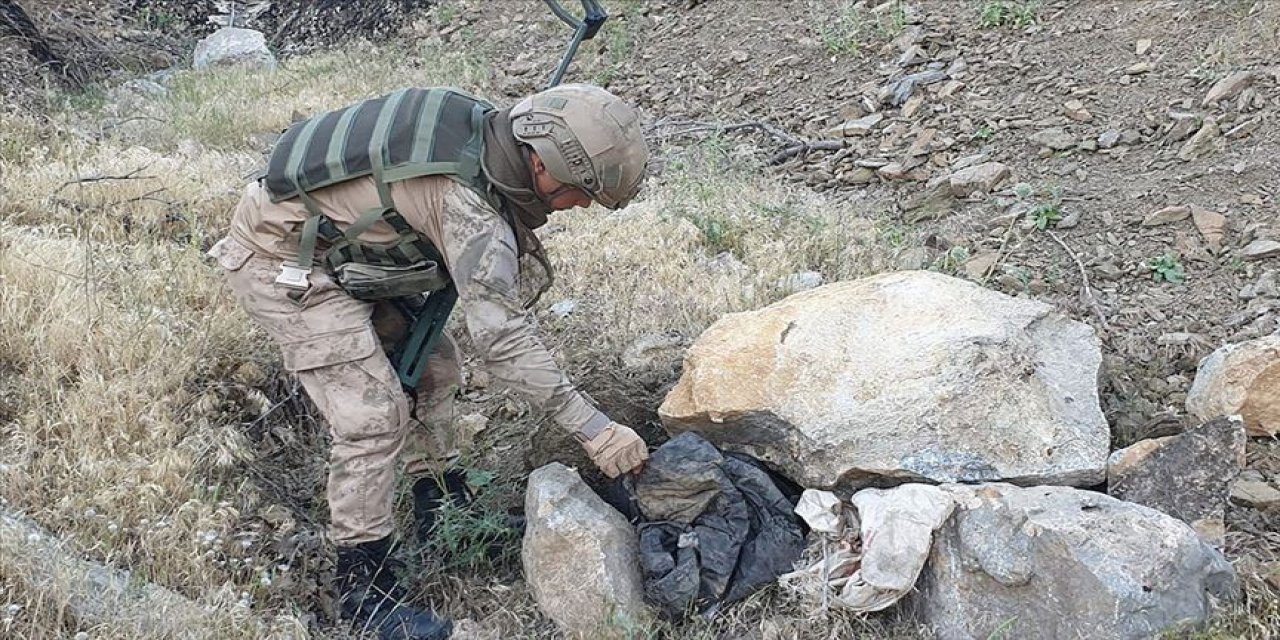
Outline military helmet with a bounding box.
[510,84,648,209]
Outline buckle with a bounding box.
[274,263,311,290]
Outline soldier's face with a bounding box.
[530,152,593,210]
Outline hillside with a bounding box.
[0,0,1277,638]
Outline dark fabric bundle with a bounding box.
[606,432,806,619]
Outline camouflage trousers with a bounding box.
[209,236,461,545]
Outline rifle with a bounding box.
[389,1,609,391]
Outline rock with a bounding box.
[776,271,824,294]
[522,464,649,639]
[658,272,1110,489]
[550,299,578,318]
[899,45,927,67]
[193,28,277,71]
[829,113,884,137]
[950,153,989,171]
[1190,206,1227,251]
[1126,61,1154,74]
[622,332,690,370]
[877,162,910,180]
[948,162,1011,197]
[1030,128,1075,151]
[507,59,536,75]
[840,167,878,185]
[1243,239,1280,260]
[1106,417,1246,545]
[939,80,966,98]
[1098,130,1122,149]
[1186,336,1280,437]
[1136,38,1153,55]
[1062,100,1092,122]
[1167,113,1201,143]
[902,94,926,118]
[1202,71,1254,107]
[1142,205,1191,226]
[889,70,948,106]
[913,484,1238,640]
[962,252,999,281]
[1177,117,1219,161]
[1230,478,1280,509]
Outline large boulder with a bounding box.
[1186,336,1280,437]
[522,463,649,639]
[194,28,277,71]
[1107,417,1246,546]
[658,271,1109,489]
[913,484,1237,640]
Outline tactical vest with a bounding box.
[263,87,497,300]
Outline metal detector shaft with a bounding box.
[541,0,608,88]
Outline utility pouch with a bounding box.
[332,260,448,301]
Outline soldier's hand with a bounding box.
[581,422,649,478]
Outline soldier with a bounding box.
[208,84,650,640]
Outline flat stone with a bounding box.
[1230,478,1280,509]
[1191,206,1227,251]
[902,182,956,223]
[1136,38,1153,56]
[1030,128,1076,151]
[1142,205,1191,226]
[1126,61,1155,74]
[962,252,999,281]
[193,27,277,71]
[949,162,1011,197]
[1202,71,1254,107]
[1243,239,1280,260]
[830,113,885,137]
[1107,417,1246,546]
[1098,130,1122,149]
[913,484,1238,640]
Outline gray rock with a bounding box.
[1177,117,1219,161]
[776,271,824,293]
[1107,417,1246,545]
[1030,128,1076,151]
[829,113,884,137]
[523,464,649,639]
[1231,478,1280,509]
[1142,205,1191,226]
[949,162,1011,197]
[903,182,956,223]
[549,299,578,318]
[194,28,277,71]
[1243,239,1280,260]
[889,70,948,106]
[1098,130,1122,149]
[913,484,1238,640]
[659,272,1111,489]
[1202,71,1254,107]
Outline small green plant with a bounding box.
[819,2,906,56]
[931,246,971,274]
[425,472,519,570]
[1148,254,1186,284]
[980,1,1039,28]
[1030,203,1063,230]
[974,126,995,140]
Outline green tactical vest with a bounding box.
[262,87,497,300]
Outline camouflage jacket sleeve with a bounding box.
[438,181,610,438]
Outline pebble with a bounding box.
[1202,70,1254,107]
[1135,38,1153,56]
[1030,128,1076,151]
[1126,61,1154,75]
[1142,205,1191,226]
[1231,478,1280,509]
[1098,130,1122,149]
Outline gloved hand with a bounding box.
[581,422,649,478]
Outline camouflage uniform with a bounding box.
[210,174,607,545]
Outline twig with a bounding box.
[768,140,847,165]
[648,119,803,146]
[244,381,303,431]
[979,214,1024,285]
[53,164,155,195]
[1046,230,1110,332]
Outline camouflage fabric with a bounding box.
[214,174,608,544]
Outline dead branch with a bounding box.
[1046,230,1111,333]
[768,140,847,165]
[53,165,155,196]
[0,1,76,84]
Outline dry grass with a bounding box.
[0,12,1275,639]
